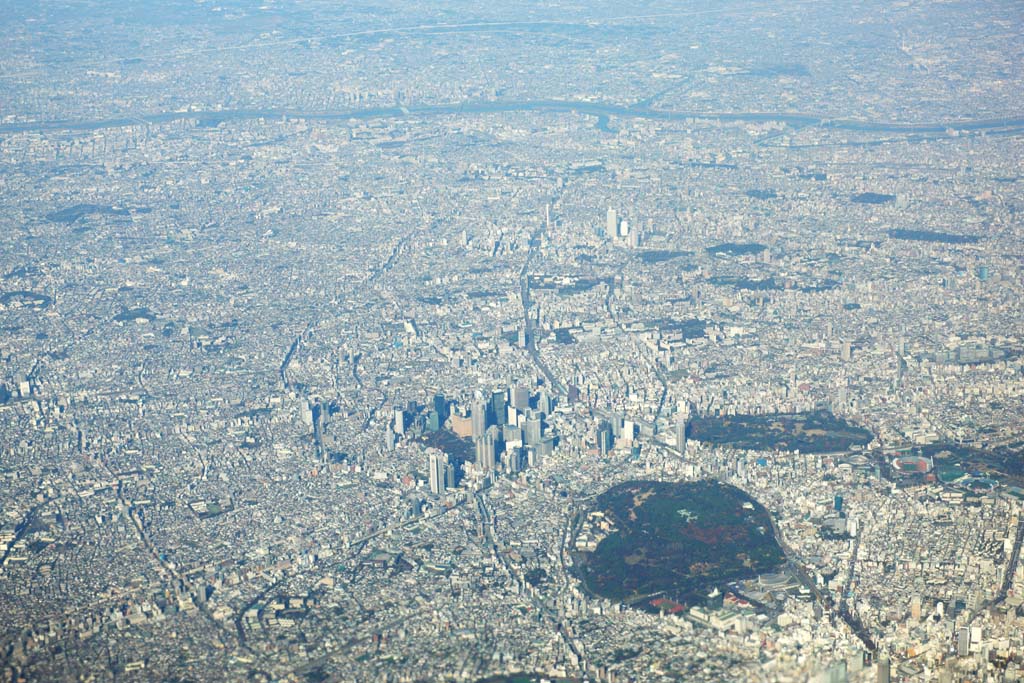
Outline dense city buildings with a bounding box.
[0,1,1023,681]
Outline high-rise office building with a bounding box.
[511,385,530,411]
[471,399,488,439]
[476,426,499,472]
[956,627,970,657]
[491,389,507,426]
[597,422,614,455]
[876,658,890,683]
[622,420,635,445]
[504,445,523,474]
[537,390,552,416]
[676,413,688,453]
[393,406,406,435]
[606,207,617,237]
[300,401,315,429]
[428,451,448,495]
[433,394,448,422]
[611,414,624,438]
[449,411,473,438]
[524,412,542,446]
[502,424,522,444]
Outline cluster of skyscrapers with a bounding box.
[605,206,640,248]
[390,385,558,495]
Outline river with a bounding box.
[2,99,1022,136]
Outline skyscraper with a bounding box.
[433,394,448,422]
[524,411,542,446]
[537,389,552,416]
[476,426,499,472]
[956,627,970,657]
[876,658,890,683]
[429,451,448,495]
[502,424,522,444]
[491,389,507,426]
[676,414,688,454]
[511,385,530,411]
[504,445,523,474]
[622,419,635,446]
[597,422,614,455]
[526,446,539,468]
[393,406,406,435]
[471,399,488,439]
[606,208,617,238]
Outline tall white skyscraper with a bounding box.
[524,411,542,446]
[428,451,448,495]
[471,399,488,439]
[606,207,617,237]
[476,427,498,472]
